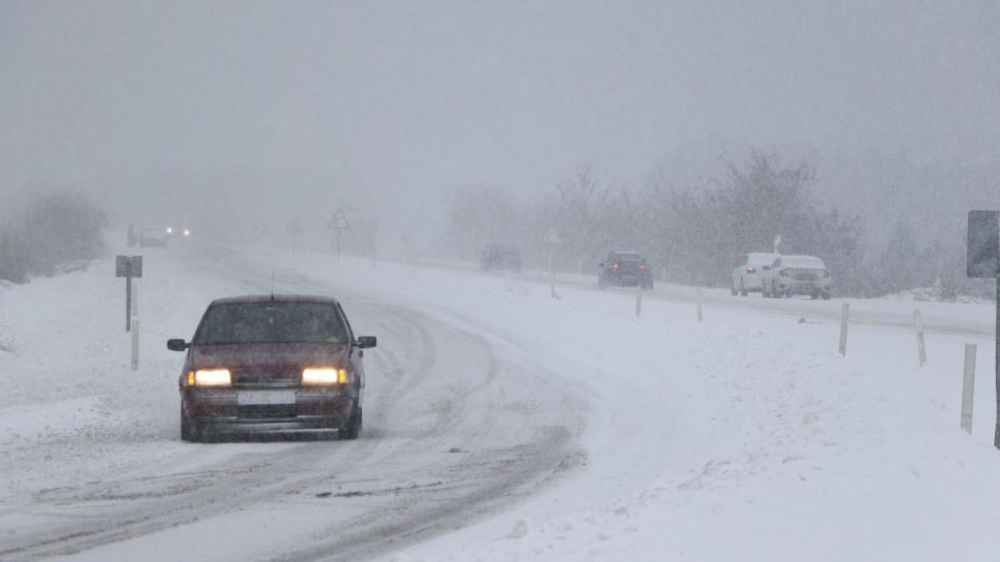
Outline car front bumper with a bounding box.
[182,388,355,433]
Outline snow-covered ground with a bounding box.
[1,240,998,561]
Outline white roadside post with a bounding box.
[962,343,977,434]
[696,287,703,323]
[913,309,928,367]
[635,283,643,318]
[838,303,850,356]
[130,281,140,371]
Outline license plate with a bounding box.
[237,390,296,406]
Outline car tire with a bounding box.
[731,282,738,296]
[339,405,362,440]
[811,292,819,300]
[740,282,748,297]
[180,407,203,443]
[822,292,831,300]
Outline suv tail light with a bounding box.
[746,266,756,273]
[610,262,619,270]
[640,264,650,270]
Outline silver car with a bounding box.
[731,253,779,296]
[761,255,832,299]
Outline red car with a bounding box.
[167,295,376,442]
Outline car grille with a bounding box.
[232,368,300,388]
[238,404,297,419]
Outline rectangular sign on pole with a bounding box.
[117,255,143,332]
[966,210,1000,448]
[967,211,999,278]
[116,255,143,278]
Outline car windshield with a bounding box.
[194,302,348,345]
[613,254,643,262]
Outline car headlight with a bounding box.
[302,367,347,385]
[187,369,232,387]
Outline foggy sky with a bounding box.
[2,1,998,242]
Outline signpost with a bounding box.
[967,210,999,447]
[116,255,143,332]
[328,209,351,260]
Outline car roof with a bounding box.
[209,294,341,306]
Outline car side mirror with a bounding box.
[167,339,189,352]
[355,336,377,349]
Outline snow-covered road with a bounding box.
[0,245,585,561]
[1,241,998,561]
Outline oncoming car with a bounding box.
[167,295,376,442]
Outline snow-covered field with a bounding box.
[1,240,998,561]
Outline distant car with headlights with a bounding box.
[168,295,376,442]
[598,251,653,290]
[166,226,193,240]
[760,255,831,299]
[135,226,169,248]
[731,252,779,296]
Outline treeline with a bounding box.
[0,193,107,283]
[444,153,987,299]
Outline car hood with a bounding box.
[190,342,351,370]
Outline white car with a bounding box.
[731,253,780,296]
[760,255,831,299]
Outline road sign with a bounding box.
[116,255,143,332]
[966,210,1000,449]
[968,211,999,278]
[329,209,351,230]
[116,255,143,278]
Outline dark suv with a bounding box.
[167,295,376,442]
[598,252,654,290]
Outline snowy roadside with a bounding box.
[244,247,1000,562]
[0,243,251,507]
[1,241,998,562]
